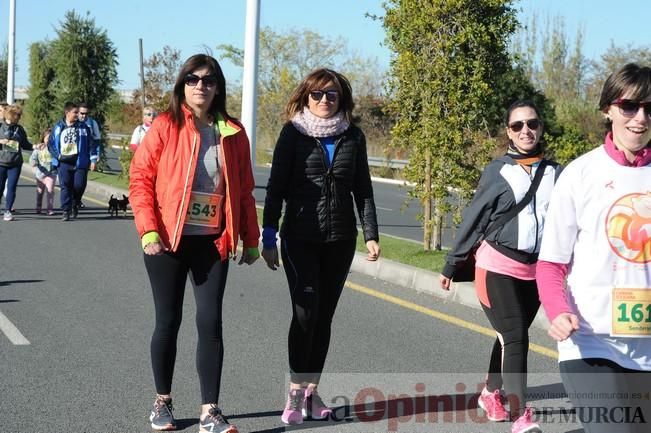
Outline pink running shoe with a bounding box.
[478,387,509,422]
[303,387,333,420]
[511,407,541,433]
[281,389,304,425]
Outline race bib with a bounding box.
[185,191,224,227]
[4,139,19,152]
[611,288,651,337]
[61,128,78,156]
[39,149,52,165]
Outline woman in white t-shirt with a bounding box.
[537,63,651,433]
[129,106,156,151]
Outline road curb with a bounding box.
[76,168,551,332]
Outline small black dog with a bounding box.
[108,195,119,217]
[117,194,129,216]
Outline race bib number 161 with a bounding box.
[611,288,651,337]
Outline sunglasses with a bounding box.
[144,112,156,116]
[508,119,541,132]
[184,74,218,88]
[79,112,88,116]
[309,90,338,102]
[611,99,651,118]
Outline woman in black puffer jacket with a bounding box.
[262,68,380,425]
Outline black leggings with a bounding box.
[281,238,356,384]
[560,358,651,433]
[144,235,229,404]
[478,269,540,417]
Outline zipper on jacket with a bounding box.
[171,130,197,250]
[315,136,345,240]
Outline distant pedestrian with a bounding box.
[130,54,259,433]
[262,68,380,425]
[439,100,562,433]
[29,128,56,215]
[77,102,100,208]
[47,101,98,221]
[129,106,156,151]
[0,104,33,221]
[537,62,651,433]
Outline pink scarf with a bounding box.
[604,131,651,167]
[291,107,349,138]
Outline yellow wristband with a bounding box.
[141,231,161,250]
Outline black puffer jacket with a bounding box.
[263,122,379,243]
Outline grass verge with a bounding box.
[88,170,129,190]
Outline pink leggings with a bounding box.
[36,176,55,212]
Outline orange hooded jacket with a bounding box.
[129,105,260,260]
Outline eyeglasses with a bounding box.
[309,90,338,102]
[611,99,651,118]
[508,119,541,132]
[184,74,218,88]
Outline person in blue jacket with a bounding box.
[48,101,98,221]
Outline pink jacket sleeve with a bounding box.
[536,260,572,322]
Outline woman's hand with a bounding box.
[238,247,259,266]
[262,247,280,270]
[366,240,381,261]
[144,241,168,256]
[548,312,580,342]
[439,275,452,291]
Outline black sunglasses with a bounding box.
[184,74,218,88]
[508,119,541,132]
[611,99,651,118]
[309,90,338,102]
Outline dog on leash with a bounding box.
[117,194,129,216]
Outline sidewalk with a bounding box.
[78,170,551,332]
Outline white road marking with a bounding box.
[0,311,30,345]
[376,206,393,211]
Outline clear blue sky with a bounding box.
[2,0,649,90]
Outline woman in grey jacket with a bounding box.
[0,104,32,221]
[440,100,561,433]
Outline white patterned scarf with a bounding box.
[291,107,349,137]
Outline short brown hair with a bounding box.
[3,104,23,123]
[284,68,355,122]
[599,63,651,111]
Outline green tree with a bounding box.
[24,42,57,138]
[383,0,518,250]
[46,10,119,169]
[0,46,7,102]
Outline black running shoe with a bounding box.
[71,205,78,219]
[199,406,238,433]
[78,200,85,209]
[149,397,176,431]
[61,211,70,222]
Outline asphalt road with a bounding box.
[0,176,581,433]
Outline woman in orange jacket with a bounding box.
[130,54,259,433]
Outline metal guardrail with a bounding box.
[367,156,407,169]
[107,132,129,140]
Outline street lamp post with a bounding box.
[241,0,260,167]
[6,0,17,103]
